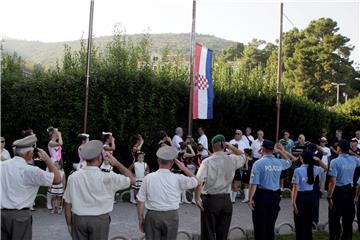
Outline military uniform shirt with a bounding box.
[63,166,130,215]
[137,169,198,211]
[292,165,324,191]
[196,152,246,194]
[250,154,291,191]
[328,154,360,187]
[1,156,54,209]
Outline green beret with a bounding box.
[211,134,226,144]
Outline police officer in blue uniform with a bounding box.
[327,139,360,240]
[248,140,293,240]
[291,150,327,240]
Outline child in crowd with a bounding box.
[130,134,144,163]
[100,132,116,172]
[47,127,63,210]
[77,133,89,170]
[47,127,63,164]
[48,161,66,214]
[129,151,149,204]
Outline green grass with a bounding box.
[276,231,360,240]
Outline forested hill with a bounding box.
[3,33,236,67]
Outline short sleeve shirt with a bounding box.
[172,135,183,153]
[63,166,130,215]
[137,169,198,211]
[328,154,360,186]
[250,154,291,191]
[1,156,54,209]
[196,152,245,194]
[292,165,324,191]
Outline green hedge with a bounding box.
[2,35,359,171]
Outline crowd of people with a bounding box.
[1,126,360,240]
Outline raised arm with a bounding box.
[57,132,63,146]
[108,155,135,185]
[183,145,196,158]
[314,156,328,170]
[38,148,61,184]
[225,142,243,155]
[274,145,290,160]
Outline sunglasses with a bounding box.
[1,141,4,143]
[235,133,241,135]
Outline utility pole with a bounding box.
[187,0,196,137]
[275,2,283,142]
[83,0,94,133]
[331,82,346,105]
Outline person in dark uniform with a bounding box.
[291,150,327,240]
[248,140,293,240]
[308,143,323,226]
[327,139,360,240]
[350,138,360,232]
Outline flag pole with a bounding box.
[188,0,196,137]
[275,2,283,142]
[83,0,94,133]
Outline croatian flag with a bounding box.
[193,43,214,119]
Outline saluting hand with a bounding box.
[174,159,186,171]
[37,148,51,162]
[248,199,255,210]
[107,155,118,166]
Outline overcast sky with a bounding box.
[1,0,359,63]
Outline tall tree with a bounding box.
[280,18,357,103]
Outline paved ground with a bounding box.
[32,198,331,240]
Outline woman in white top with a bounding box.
[129,152,149,204]
[100,132,116,172]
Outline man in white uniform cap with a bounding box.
[63,140,135,240]
[137,146,200,240]
[1,134,61,240]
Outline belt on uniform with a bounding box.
[297,191,314,195]
[256,188,281,193]
[147,209,178,213]
[335,184,352,190]
[1,208,30,211]
[201,193,229,198]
